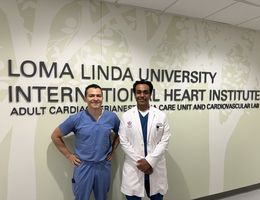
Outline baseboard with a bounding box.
[193,183,260,200]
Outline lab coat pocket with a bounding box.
[154,123,164,143]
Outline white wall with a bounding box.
[1,0,260,200]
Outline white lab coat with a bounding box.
[119,106,171,197]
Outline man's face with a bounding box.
[84,87,103,109]
[134,84,151,108]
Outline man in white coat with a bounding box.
[119,80,171,200]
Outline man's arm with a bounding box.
[106,133,119,161]
[118,119,143,163]
[145,115,171,168]
[51,127,81,166]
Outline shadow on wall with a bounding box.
[165,152,191,200]
[47,134,75,200]
[109,146,125,200]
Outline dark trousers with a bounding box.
[126,177,163,200]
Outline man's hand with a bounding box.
[137,159,153,175]
[144,167,153,175]
[106,152,113,161]
[67,154,81,166]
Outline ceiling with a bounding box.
[102,0,260,31]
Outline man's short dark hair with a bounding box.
[85,84,102,96]
[133,79,153,94]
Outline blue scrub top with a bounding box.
[59,110,120,162]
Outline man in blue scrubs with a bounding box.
[51,84,120,200]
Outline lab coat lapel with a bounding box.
[147,107,155,141]
[132,107,144,142]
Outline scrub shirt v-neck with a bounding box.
[59,110,120,162]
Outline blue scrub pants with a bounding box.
[72,160,111,200]
[126,177,163,200]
